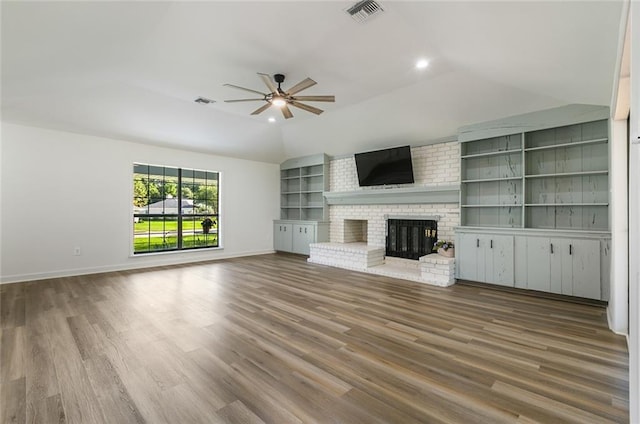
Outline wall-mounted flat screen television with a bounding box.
[354,145,415,187]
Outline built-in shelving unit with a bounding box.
[275,154,330,255]
[456,105,611,300]
[460,118,609,231]
[460,133,523,228]
[523,119,608,231]
[280,157,328,221]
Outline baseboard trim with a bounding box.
[607,305,630,336]
[0,249,276,284]
[456,280,607,306]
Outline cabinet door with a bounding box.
[550,238,573,296]
[570,239,601,299]
[487,235,514,287]
[457,233,480,281]
[292,224,315,255]
[274,223,293,252]
[526,237,552,292]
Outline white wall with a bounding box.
[630,139,639,424]
[0,123,280,283]
[629,2,639,422]
[608,119,629,334]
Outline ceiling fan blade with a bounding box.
[223,83,266,96]
[291,95,335,102]
[257,73,277,93]
[250,103,272,115]
[289,101,323,115]
[224,98,264,103]
[286,78,317,95]
[281,104,293,119]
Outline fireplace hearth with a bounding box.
[386,219,437,260]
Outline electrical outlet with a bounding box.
[73,247,81,256]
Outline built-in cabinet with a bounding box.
[456,105,611,300]
[274,223,293,252]
[457,228,609,300]
[273,221,329,255]
[516,234,604,300]
[275,154,329,255]
[457,233,514,286]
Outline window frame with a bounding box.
[131,163,221,255]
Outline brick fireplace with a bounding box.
[307,141,460,287]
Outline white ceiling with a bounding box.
[1,1,624,163]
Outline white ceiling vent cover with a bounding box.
[346,0,384,23]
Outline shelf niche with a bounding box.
[279,154,329,221]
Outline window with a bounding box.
[133,164,219,254]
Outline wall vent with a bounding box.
[346,0,384,23]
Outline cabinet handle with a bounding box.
[569,244,572,255]
[284,226,286,232]
[490,240,493,249]
[299,227,302,233]
[477,238,479,248]
[304,228,307,234]
[550,243,553,254]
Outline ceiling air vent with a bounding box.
[346,0,384,23]
[194,97,215,104]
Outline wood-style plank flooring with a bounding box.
[0,253,629,423]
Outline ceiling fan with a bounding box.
[223,73,335,119]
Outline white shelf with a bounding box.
[525,203,609,207]
[461,204,523,208]
[461,177,522,183]
[525,170,608,179]
[324,185,460,205]
[524,137,608,152]
[461,148,522,159]
[301,173,323,178]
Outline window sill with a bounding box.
[129,246,224,258]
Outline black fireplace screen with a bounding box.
[386,219,437,260]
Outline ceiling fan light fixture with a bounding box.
[224,73,334,118]
[415,59,429,69]
[272,96,287,107]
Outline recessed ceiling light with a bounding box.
[415,59,429,69]
[268,117,276,123]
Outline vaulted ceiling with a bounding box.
[1,1,624,163]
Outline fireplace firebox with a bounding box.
[386,219,437,260]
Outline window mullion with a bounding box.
[178,168,183,249]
